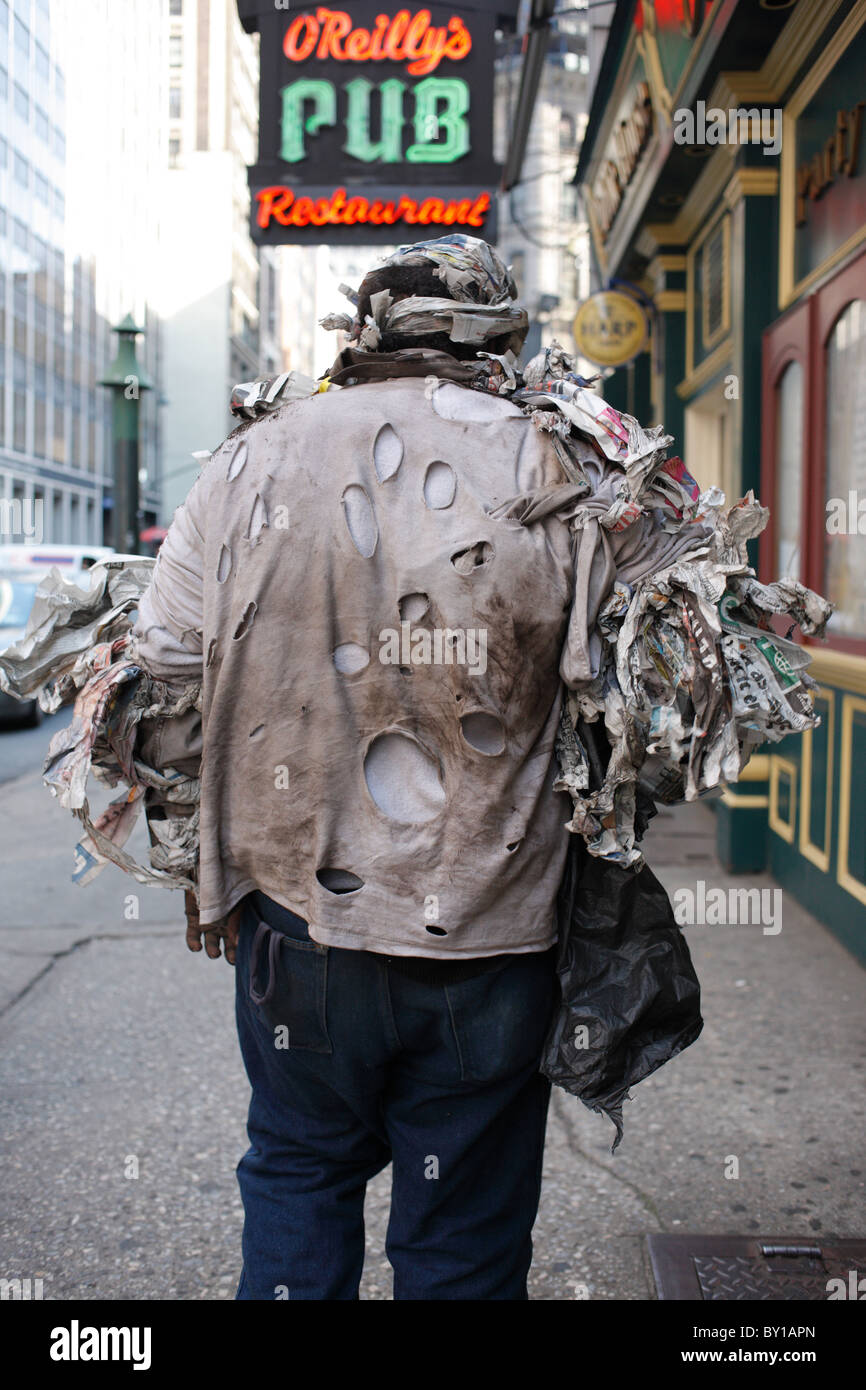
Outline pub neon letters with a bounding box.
[283,8,473,75]
[280,9,473,166]
[280,76,470,164]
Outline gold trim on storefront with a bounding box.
[769,756,798,844]
[676,339,732,400]
[684,206,731,381]
[778,0,866,309]
[806,649,866,697]
[837,694,866,906]
[799,686,835,874]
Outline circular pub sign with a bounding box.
[573,291,649,367]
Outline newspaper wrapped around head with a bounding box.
[320,233,530,356]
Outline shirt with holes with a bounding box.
[132,375,579,956]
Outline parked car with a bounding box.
[0,544,115,727]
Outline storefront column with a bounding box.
[647,251,687,448]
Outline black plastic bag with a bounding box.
[540,832,703,1152]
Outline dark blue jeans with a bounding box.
[233,891,558,1300]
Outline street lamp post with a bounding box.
[99,314,153,553]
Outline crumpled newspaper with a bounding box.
[230,369,336,420]
[1,558,199,891]
[0,557,156,710]
[322,288,528,357]
[319,232,529,356]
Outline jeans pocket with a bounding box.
[248,917,332,1055]
[444,949,557,1083]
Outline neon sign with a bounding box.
[280,76,470,163]
[236,0,501,245]
[283,8,473,75]
[256,184,491,229]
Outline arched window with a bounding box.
[774,359,803,581]
[824,300,866,638]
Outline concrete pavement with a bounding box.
[0,745,863,1300]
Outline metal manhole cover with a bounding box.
[648,1235,866,1301]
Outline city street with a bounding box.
[1,716,863,1301]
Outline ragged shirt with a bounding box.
[132,374,582,954]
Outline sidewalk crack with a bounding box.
[0,931,182,1020]
[550,1086,668,1230]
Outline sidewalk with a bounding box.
[0,766,863,1300]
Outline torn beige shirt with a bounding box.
[132,376,579,955]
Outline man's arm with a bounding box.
[130,454,241,962]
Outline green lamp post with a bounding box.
[99,313,154,553]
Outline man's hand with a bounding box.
[185,889,242,964]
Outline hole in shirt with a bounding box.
[333,642,370,674]
[248,492,268,543]
[227,439,248,481]
[233,601,258,640]
[398,592,429,622]
[373,423,403,483]
[423,460,456,510]
[364,731,446,824]
[342,484,378,557]
[249,724,265,740]
[451,541,493,575]
[316,868,364,895]
[506,839,522,853]
[425,924,448,936]
[460,711,505,756]
[398,666,412,676]
[217,543,232,583]
[431,381,515,423]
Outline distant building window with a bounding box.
[35,171,50,204]
[53,187,64,219]
[170,0,183,12]
[169,135,181,167]
[34,41,47,81]
[34,396,46,456]
[14,151,28,186]
[13,216,27,249]
[169,33,182,66]
[169,85,182,119]
[54,65,64,101]
[53,126,64,159]
[13,14,26,55]
[13,389,26,451]
[34,104,49,141]
[13,80,27,117]
[0,134,6,166]
[0,65,8,98]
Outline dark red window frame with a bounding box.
[761,249,866,657]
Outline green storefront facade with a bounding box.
[576,0,866,962]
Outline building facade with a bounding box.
[576,0,866,961]
[0,0,164,547]
[160,0,283,519]
[496,5,592,361]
